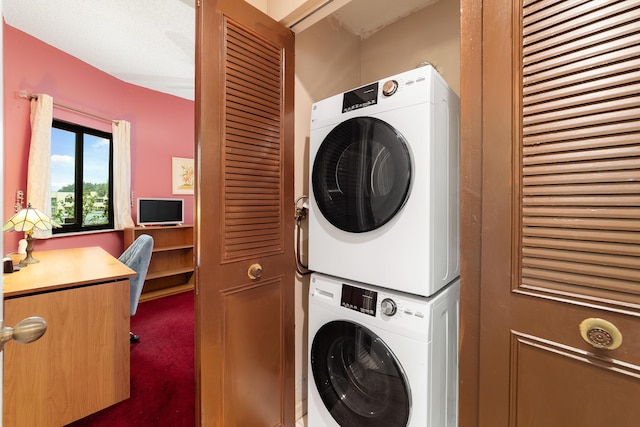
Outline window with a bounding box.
[50,120,114,233]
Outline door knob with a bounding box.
[0,316,47,351]
[579,318,622,350]
[248,263,263,280]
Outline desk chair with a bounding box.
[118,234,154,343]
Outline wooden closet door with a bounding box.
[195,1,295,426]
[461,1,640,425]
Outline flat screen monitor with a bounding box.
[137,198,184,226]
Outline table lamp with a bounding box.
[3,203,61,264]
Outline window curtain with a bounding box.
[26,96,134,233]
[26,94,53,239]
[113,120,135,229]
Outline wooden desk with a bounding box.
[2,247,135,427]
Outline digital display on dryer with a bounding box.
[341,284,378,316]
[342,82,379,113]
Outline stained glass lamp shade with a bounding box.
[3,203,61,264]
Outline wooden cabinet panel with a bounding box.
[221,278,286,426]
[3,281,130,427]
[512,332,640,427]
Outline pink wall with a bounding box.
[3,23,194,257]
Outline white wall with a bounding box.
[267,0,309,19]
[360,0,460,94]
[267,0,351,26]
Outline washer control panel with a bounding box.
[341,284,378,316]
[311,274,437,338]
[339,283,426,320]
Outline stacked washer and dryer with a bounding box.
[307,66,460,427]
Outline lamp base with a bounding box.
[21,234,39,264]
[20,253,39,264]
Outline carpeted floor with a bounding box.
[67,290,195,427]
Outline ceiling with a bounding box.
[333,0,440,39]
[4,0,197,100]
[3,0,438,101]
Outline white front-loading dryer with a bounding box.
[308,66,460,297]
[308,272,459,427]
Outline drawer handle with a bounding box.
[579,318,622,350]
[248,263,262,280]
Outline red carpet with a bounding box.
[67,291,195,427]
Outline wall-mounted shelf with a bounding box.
[123,225,194,302]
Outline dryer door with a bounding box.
[312,117,412,233]
[311,320,411,427]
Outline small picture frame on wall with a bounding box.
[172,157,194,195]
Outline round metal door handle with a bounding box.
[0,316,48,351]
[248,263,263,280]
[579,318,622,350]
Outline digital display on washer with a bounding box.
[341,284,378,316]
[342,82,379,113]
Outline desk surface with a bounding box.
[3,246,135,298]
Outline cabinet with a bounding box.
[3,247,133,426]
[124,225,194,301]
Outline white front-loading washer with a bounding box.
[308,272,459,427]
[308,66,460,297]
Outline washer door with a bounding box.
[311,320,411,427]
[312,117,412,233]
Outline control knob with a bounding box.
[380,298,397,316]
[382,80,399,96]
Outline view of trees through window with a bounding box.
[50,120,114,233]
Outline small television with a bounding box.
[137,198,184,226]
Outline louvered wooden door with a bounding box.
[465,1,640,425]
[195,1,295,426]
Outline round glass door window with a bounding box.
[311,320,411,427]
[312,117,412,233]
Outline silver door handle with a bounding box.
[0,316,47,351]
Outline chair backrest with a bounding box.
[119,234,154,316]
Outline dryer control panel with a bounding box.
[342,82,379,113]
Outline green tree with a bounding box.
[51,182,109,226]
